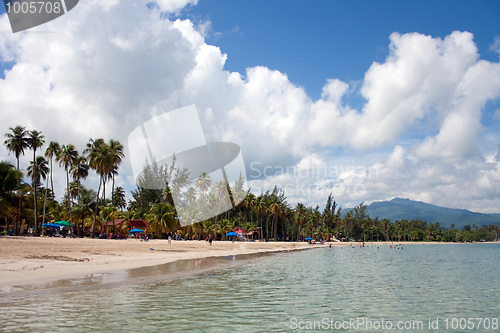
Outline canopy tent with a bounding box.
[128,220,149,234]
[102,219,149,236]
[232,227,260,240]
[105,219,125,227]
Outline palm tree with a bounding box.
[295,203,306,241]
[108,139,124,207]
[112,186,126,211]
[0,162,23,234]
[146,202,176,237]
[27,156,48,234]
[56,144,78,226]
[70,155,89,198]
[99,205,119,236]
[196,172,211,197]
[73,187,96,237]
[4,125,29,170]
[85,138,113,238]
[269,199,282,241]
[44,142,60,197]
[254,196,267,240]
[43,141,60,225]
[27,130,45,234]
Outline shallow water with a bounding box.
[1,243,499,332]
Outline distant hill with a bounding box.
[344,198,500,229]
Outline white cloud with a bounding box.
[0,2,500,212]
[152,0,198,13]
[490,34,500,55]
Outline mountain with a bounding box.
[345,198,500,229]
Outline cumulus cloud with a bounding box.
[0,1,499,212]
[490,34,500,55]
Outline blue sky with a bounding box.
[185,0,500,99]
[0,0,500,213]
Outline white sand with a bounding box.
[0,237,319,288]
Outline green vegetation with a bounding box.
[1,125,499,242]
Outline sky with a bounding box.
[0,0,499,213]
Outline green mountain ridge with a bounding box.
[346,198,500,229]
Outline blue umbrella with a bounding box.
[129,229,144,233]
[226,231,237,237]
[42,223,60,228]
[305,237,313,241]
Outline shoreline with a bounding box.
[0,237,321,290]
[1,237,497,292]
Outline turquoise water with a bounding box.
[1,244,499,332]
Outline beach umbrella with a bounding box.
[42,223,60,228]
[226,231,237,237]
[129,229,144,233]
[54,220,72,227]
[305,237,313,241]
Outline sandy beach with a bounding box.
[0,237,320,289]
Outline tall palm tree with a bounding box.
[255,196,267,240]
[108,139,124,207]
[4,125,29,170]
[44,141,60,197]
[295,203,306,241]
[56,144,78,226]
[27,156,48,234]
[269,199,281,241]
[70,155,89,198]
[85,138,113,238]
[27,130,45,234]
[43,141,60,225]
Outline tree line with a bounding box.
[1,124,499,242]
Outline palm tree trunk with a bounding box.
[111,174,115,207]
[42,175,49,225]
[91,176,102,238]
[33,180,38,235]
[66,168,73,226]
[33,150,38,235]
[50,158,54,198]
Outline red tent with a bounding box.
[103,219,149,235]
[128,219,149,234]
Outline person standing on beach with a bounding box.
[208,234,213,246]
[168,231,172,244]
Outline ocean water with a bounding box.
[1,243,499,332]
